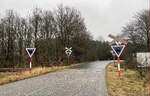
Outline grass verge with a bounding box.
[0,62,87,85]
[106,62,149,96]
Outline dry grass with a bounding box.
[0,62,87,85]
[106,62,149,96]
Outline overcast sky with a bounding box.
[0,0,149,40]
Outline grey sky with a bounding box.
[0,0,149,40]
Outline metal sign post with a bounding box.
[68,55,69,65]
[26,48,36,73]
[111,45,125,77]
[111,50,116,65]
[117,56,120,77]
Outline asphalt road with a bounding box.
[0,61,111,96]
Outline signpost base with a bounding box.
[29,68,31,73]
[118,70,120,77]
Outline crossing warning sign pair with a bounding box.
[108,34,128,77]
[109,34,127,57]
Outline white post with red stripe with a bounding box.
[26,48,36,73]
[29,57,32,73]
[118,57,120,77]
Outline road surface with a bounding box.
[0,61,111,96]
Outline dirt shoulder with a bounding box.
[106,62,149,96]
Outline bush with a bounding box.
[124,55,149,81]
[124,56,137,69]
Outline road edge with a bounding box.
[105,62,112,96]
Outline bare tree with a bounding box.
[30,8,43,63]
[38,10,57,64]
[0,6,112,68]
[1,10,19,67]
[122,10,149,52]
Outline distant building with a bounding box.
[136,52,150,67]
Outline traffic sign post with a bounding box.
[117,56,120,77]
[110,50,116,65]
[108,33,128,77]
[26,48,36,73]
[111,45,125,77]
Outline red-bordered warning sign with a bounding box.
[26,48,36,57]
[111,45,125,57]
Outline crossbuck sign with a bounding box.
[65,47,72,56]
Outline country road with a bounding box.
[0,61,111,96]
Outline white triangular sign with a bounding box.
[26,48,36,57]
[111,45,125,57]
